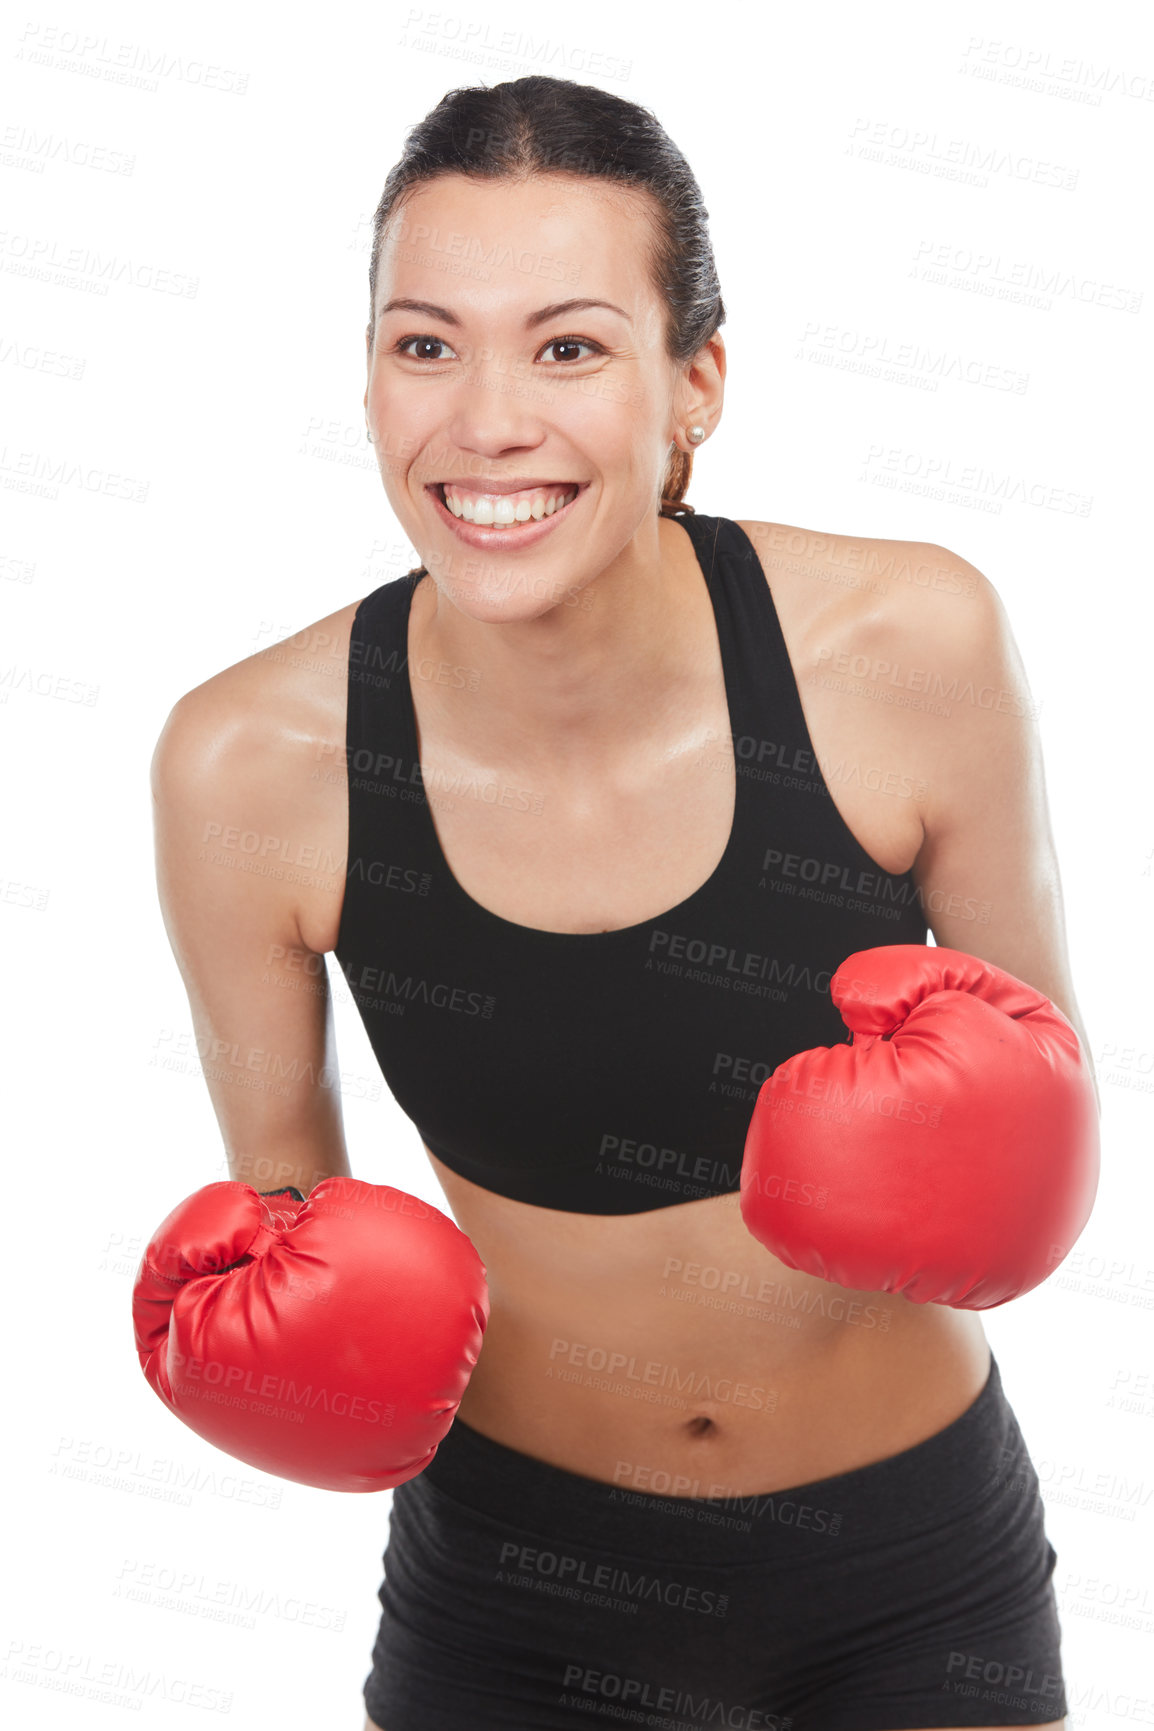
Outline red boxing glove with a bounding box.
[133,1176,489,1491]
[740,945,1099,1309]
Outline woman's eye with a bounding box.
[539,338,599,364]
[397,335,457,361]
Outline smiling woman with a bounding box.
[142,72,1094,1731]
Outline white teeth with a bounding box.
[440,484,578,526]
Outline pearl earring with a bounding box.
[687,425,706,445]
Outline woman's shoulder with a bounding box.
[150,596,362,821]
[733,515,1007,666]
[733,517,1035,843]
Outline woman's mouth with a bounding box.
[440,483,580,524]
[426,480,588,548]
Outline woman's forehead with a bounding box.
[378,173,660,310]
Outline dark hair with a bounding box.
[367,75,725,517]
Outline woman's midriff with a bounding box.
[430,1151,992,1497]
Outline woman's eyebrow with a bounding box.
[377,296,631,327]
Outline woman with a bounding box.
[151,77,1093,1730]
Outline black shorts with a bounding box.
[363,1354,1066,1730]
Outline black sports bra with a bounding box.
[335,514,929,1212]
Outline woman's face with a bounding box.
[365,171,721,621]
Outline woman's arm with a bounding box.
[742,538,1100,1304]
[903,546,1100,1114]
[150,673,352,1196]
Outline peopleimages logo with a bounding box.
[597,1133,739,1193]
[547,1338,775,1412]
[647,928,835,993]
[497,1543,728,1617]
[558,1666,792,1729]
[758,1072,944,1129]
[167,1352,397,1427]
[340,959,496,1019]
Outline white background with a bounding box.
[2,0,1152,1724]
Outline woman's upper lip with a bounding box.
[429,478,587,495]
